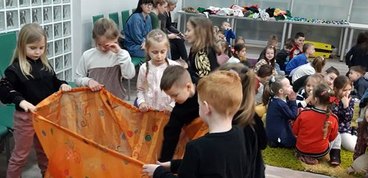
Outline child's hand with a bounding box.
[305,94,313,104]
[288,91,297,101]
[168,33,179,39]
[107,43,121,53]
[60,84,72,91]
[139,102,149,112]
[157,161,171,168]
[341,96,351,109]
[19,100,36,112]
[163,106,173,115]
[88,79,104,91]
[142,164,160,176]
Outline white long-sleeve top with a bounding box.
[136,59,179,111]
[75,48,135,99]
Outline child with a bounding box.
[227,43,246,64]
[143,70,248,178]
[234,36,245,45]
[219,63,267,178]
[296,74,324,109]
[221,21,236,45]
[264,76,298,148]
[136,29,178,113]
[345,32,368,68]
[347,105,368,176]
[216,39,230,65]
[0,23,72,177]
[291,56,326,83]
[276,38,293,71]
[267,34,279,48]
[293,83,339,165]
[324,66,340,89]
[285,43,315,75]
[289,32,305,59]
[254,45,277,74]
[348,65,368,99]
[158,65,199,162]
[330,76,357,165]
[75,18,135,99]
[185,16,219,84]
[256,64,273,105]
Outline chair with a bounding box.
[0,105,14,161]
[92,14,104,24]
[0,32,16,162]
[109,12,119,28]
[121,10,130,30]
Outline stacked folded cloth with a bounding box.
[182,4,349,25]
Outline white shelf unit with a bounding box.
[179,0,368,61]
[0,0,73,82]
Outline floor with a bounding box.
[0,56,348,178]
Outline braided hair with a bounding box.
[313,83,334,139]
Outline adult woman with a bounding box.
[124,0,153,57]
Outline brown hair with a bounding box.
[333,75,352,98]
[92,18,119,40]
[160,65,191,91]
[302,43,313,53]
[197,70,242,117]
[187,16,216,53]
[305,73,324,87]
[153,0,167,7]
[313,83,334,139]
[257,64,273,78]
[267,34,278,47]
[234,36,245,45]
[231,43,246,59]
[145,29,170,76]
[11,23,51,78]
[311,56,326,73]
[259,45,276,68]
[349,65,366,75]
[284,38,294,49]
[325,66,340,76]
[218,63,256,126]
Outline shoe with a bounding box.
[298,155,319,165]
[329,149,341,166]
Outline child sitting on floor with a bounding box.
[293,83,339,165]
[264,76,298,148]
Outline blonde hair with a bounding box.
[92,18,119,40]
[187,16,216,53]
[11,23,51,78]
[145,29,170,76]
[218,63,256,126]
[311,56,326,73]
[197,70,243,117]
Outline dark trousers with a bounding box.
[170,38,188,61]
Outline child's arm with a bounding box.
[296,89,312,108]
[108,43,135,79]
[3,69,36,112]
[136,64,148,111]
[75,54,92,87]
[328,118,339,142]
[283,93,298,120]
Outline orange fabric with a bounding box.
[33,88,208,178]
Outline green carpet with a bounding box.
[262,147,364,177]
[261,102,364,177]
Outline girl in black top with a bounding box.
[184,16,219,84]
[0,23,71,177]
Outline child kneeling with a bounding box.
[292,83,340,165]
